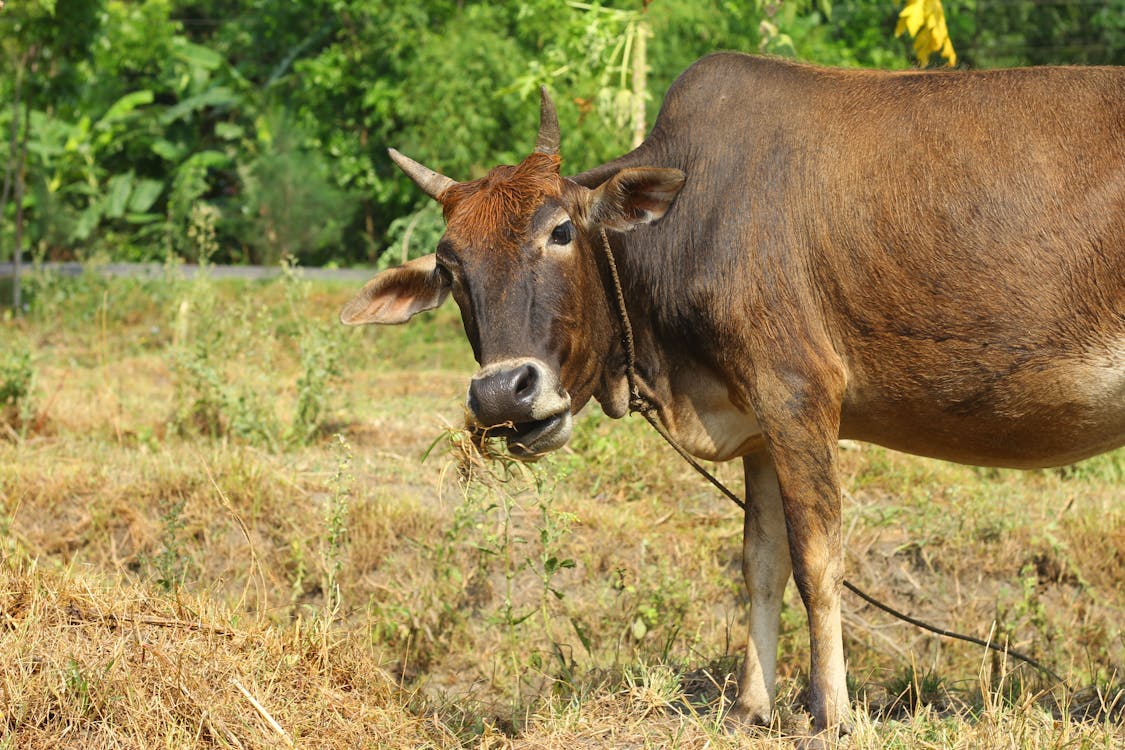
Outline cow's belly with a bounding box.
[661,372,766,462]
[659,339,1124,467]
[841,343,1125,468]
[843,408,1125,468]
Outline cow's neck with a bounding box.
[597,230,767,462]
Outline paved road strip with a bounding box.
[0,262,374,283]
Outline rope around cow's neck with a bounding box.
[594,227,1066,687]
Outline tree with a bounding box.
[1,0,103,309]
[2,0,1119,276]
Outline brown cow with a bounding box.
[342,53,1125,737]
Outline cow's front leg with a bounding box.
[776,441,849,735]
[728,452,791,727]
[761,378,850,737]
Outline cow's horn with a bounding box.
[388,148,457,201]
[534,86,560,155]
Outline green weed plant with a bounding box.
[0,345,35,434]
[166,249,343,448]
[322,433,353,614]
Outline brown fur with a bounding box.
[440,153,563,252]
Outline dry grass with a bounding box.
[0,560,443,749]
[1,269,1123,748]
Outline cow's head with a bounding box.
[342,89,684,458]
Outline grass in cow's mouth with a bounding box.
[464,418,521,459]
[2,272,1123,748]
[464,414,565,461]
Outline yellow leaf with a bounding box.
[895,1,925,37]
[896,0,956,67]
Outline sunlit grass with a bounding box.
[1,269,1122,747]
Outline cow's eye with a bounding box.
[434,260,453,285]
[549,220,574,246]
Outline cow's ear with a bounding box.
[340,254,450,325]
[587,167,685,232]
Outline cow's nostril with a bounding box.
[514,364,539,401]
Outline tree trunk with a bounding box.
[630,20,649,149]
[2,50,29,313]
[12,102,30,314]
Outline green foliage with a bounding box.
[0,345,36,432]
[153,498,188,592]
[168,157,228,261]
[2,1,1120,268]
[18,258,180,340]
[882,664,948,717]
[1,0,102,107]
[63,659,91,717]
[170,321,279,446]
[236,111,357,266]
[322,434,353,613]
[167,266,344,449]
[283,263,346,444]
[950,0,1125,68]
[292,329,344,445]
[382,203,446,268]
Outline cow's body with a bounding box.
[582,53,1124,467]
[344,53,1125,738]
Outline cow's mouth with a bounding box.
[478,411,573,459]
[466,358,574,459]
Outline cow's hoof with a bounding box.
[724,702,770,729]
[796,719,854,750]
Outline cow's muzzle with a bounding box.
[467,358,572,458]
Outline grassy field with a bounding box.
[1,266,1123,749]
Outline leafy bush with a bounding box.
[283,263,345,444]
[0,346,35,432]
[235,112,358,266]
[381,202,445,268]
[168,269,279,447]
[4,1,1121,266]
[167,262,344,448]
